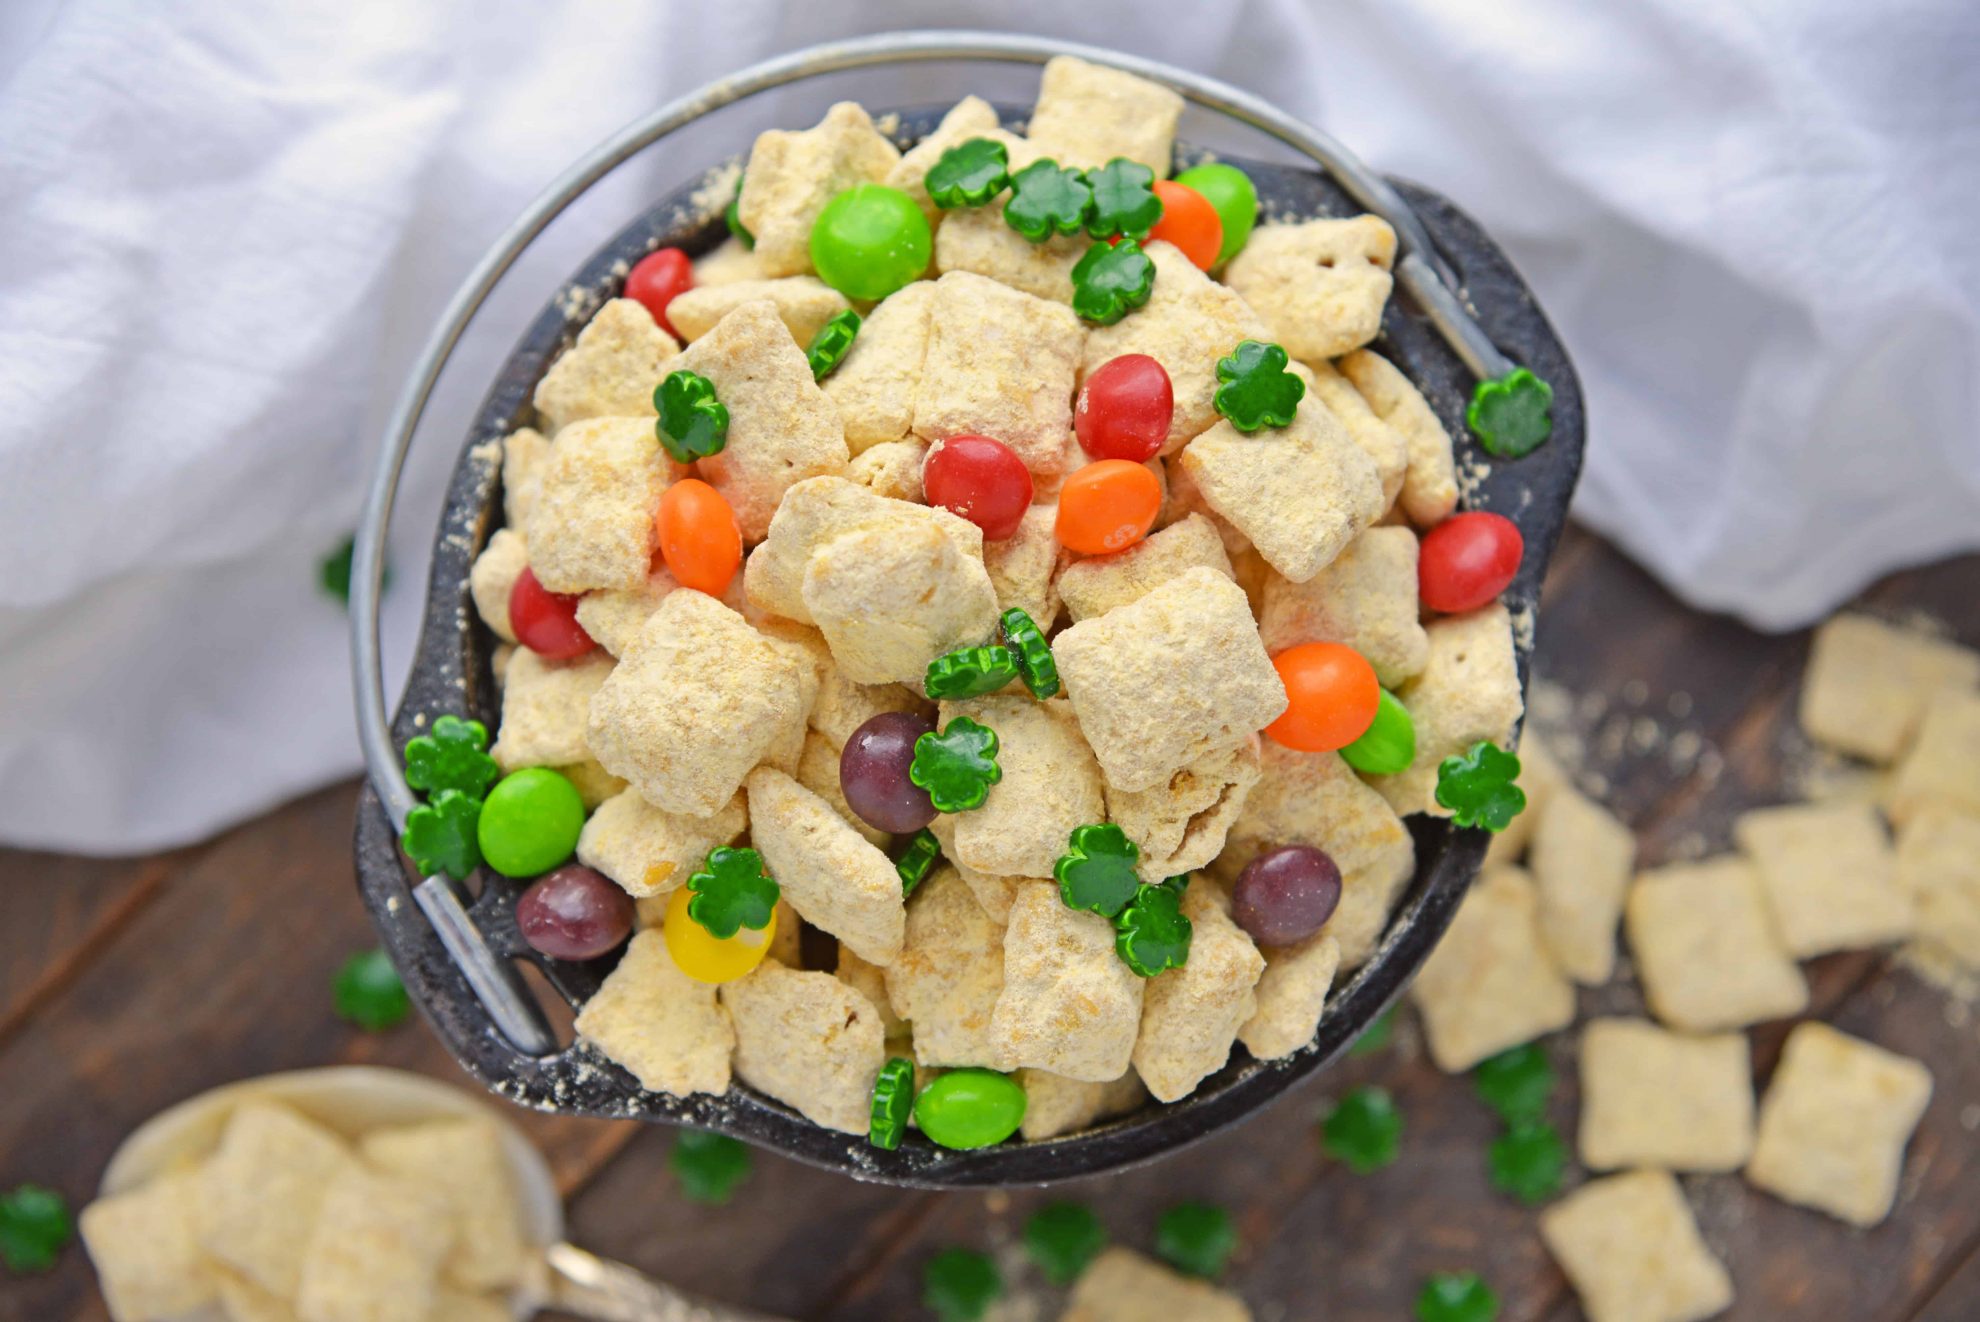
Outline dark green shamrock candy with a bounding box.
[1467,366,1553,458]
[1473,1042,1555,1125]
[1115,876,1193,977]
[926,137,1010,209]
[686,846,780,939]
[1213,339,1305,432]
[999,607,1059,698]
[670,1130,752,1205]
[1070,237,1156,326]
[909,717,1002,813]
[1083,158,1163,240]
[655,368,729,464]
[1321,1085,1403,1174]
[805,308,861,381]
[1417,1271,1500,1322]
[726,172,753,249]
[1023,1201,1106,1285]
[868,1056,917,1151]
[0,1185,72,1274]
[1155,1201,1237,1279]
[894,828,941,897]
[332,949,411,1032]
[400,788,482,880]
[1003,159,1092,242]
[1053,823,1143,918]
[1435,741,1527,832]
[1488,1120,1568,1206]
[923,1247,1003,1322]
[402,714,499,800]
[319,534,389,608]
[924,644,1020,700]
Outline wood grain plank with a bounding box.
[0,851,181,1044]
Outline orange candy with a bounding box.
[1148,180,1225,271]
[656,478,741,596]
[1056,460,1162,556]
[1265,643,1381,752]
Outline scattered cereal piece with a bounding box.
[1016,1069,1148,1140]
[575,928,734,1096]
[1062,1247,1253,1322]
[574,569,684,660]
[1257,525,1427,688]
[1368,604,1523,818]
[214,1270,300,1322]
[1539,1171,1733,1322]
[576,788,747,899]
[1894,804,1980,967]
[912,271,1084,477]
[1626,857,1809,1033]
[885,868,1009,1066]
[845,437,928,503]
[838,943,907,1039]
[500,425,552,530]
[1339,348,1459,528]
[808,664,933,752]
[1223,218,1396,362]
[1798,614,1980,764]
[935,200,1092,303]
[525,416,668,593]
[530,298,679,435]
[292,1166,452,1322]
[1236,931,1341,1060]
[359,1118,525,1292]
[1059,513,1236,624]
[736,101,901,277]
[796,728,888,847]
[79,1169,216,1321]
[991,880,1144,1081]
[985,504,1063,627]
[468,527,527,643]
[691,235,767,287]
[721,960,887,1134]
[1734,801,1912,957]
[1133,880,1265,1101]
[1301,358,1407,507]
[197,1103,358,1297]
[1106,739,1261,883]
[802,519,1001,687]
[1746,1022,1933,1227]
[1887,686,1980,826]
[1409,864,1575,1072]
[1578,1018,1754,1173]
[665,276,851,346]
[746,766,906,964]
[1025,56,1184,176]
[1482,734,1567,867]
[824,282,938,453]
[744,476,983,624]
[1529,788,1634,984]
[942,694,1105,879]
[489,648,613,772]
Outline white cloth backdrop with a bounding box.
[2,0,1976,852]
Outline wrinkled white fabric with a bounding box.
[2,0,1975,851]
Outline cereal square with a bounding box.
[1339,349,1458,527]
[500,425,551,530]
[1025,56,1184,175]
[676,299,850,542]
[1483,734,1569,868]
[530,298,678,435]
[1224,217,1397,361]
[885,868,1009,1066]
[912,271,1084,477]
[991,881,1144,1081]
[1055,568,1286,793]
[664,276,850,346]
[823,281,937,453]
[1016,1069,1148,1140]
[1799,614,1980,763]
[1746,1022,1933,1226]
[1303,358,1407,506]
[1410,864,1575,1072]
[1369,604,1524,818]
[1257,525,1427,687]
[736,101,900,277]
[744,477,983,625]
[1888,686,1980,825]
[490,648,613,771]
[292,1166,451,1322]
[807,663,932,751]
[1895,804,1980,967]
[692,233,766,287]
[524,416,667,593]
[838,942,907,1040]
[1062,1248,1252,1322]
[575,569,686,660]
[1059,513,1235,624]
[80,1168,217,1321]
[1539,1171,1733,1322]
[468,527,528,643]
[359,1118,525,1292]
[983,503,1063,627]
[941,694,1104,879]
[198,1102,357,1298]
[846,433,924,501]
[1578,1018,1754,1172]
[587,591,807,815]
[1626,857,1808,1033]
[1133,880,1265,1101]
[1530,788,1635,984]
[796,728,888,848]
[928,814,1025,924]
[721,960,887,1134]
[576,787,746,899]
[1105,738,1261,883]
[575,928,734,1096]
[560,758,627,810]
[1237,931,1342,1060]
[746,766,905,964]
[1734,801,1911,956]
[934,200,1092,304]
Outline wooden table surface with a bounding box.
[3,525,1977,1322]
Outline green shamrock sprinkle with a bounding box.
[401,788,482,879]
[1053,823,1143,918]
[1003,159,1092,242]
[1435,741,1527,832]
[925,644,1020,700]
[1023,1201,1106,1286]
[1488,1121,1568,1206]
[332,949,411,1032]
[1417,1271,1500,1322]
[1472,1043,1554,1125]
[896,829,941,897]
[320,536,356,605]
[868,1057,916,1151]
[726,172,753,249]
[923,1247,1003,1322]
[926,137,1010,209]
[1070,237,1156,326]
[999,607,1059,699]
[1213,339,1305,432]
[1115,876,1193,977]
[1320,1085,1403,1174]
[1467,366,1553,459]
[1083,158,1163,240]
[1154,1201,1237,1280]
[1349,1007,1397,1056]
[686,846,779,939]
[402,715,499,800]
[0,1185,71,1274]
[655,369,729,464]
[910,717,1002,813]
[670,1130,752,1205]
[805,308,861,381]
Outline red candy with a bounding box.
[1075,354,1173,463]
[623,248,693,339]
[922,434,1033,540]
[1419,511,1524,614]
[508,566,595,659]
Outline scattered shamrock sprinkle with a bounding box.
[1434,741,1526,832]
[1320,1085,1403,1174]
[999,607,1059,699]
[1023,1201,1106,1286]
[925,644,1020,700]
[923,1247,1003,1322]
[1488,1121,1568,1206]
[1467,366,1553,459]
[909,717,1002,813]
[686,846,780,939]
[1115,876,1193,977]
[669,1130,752,1205]
[655,369,730,464]
[895,829,941,897]
[926,137,1010,209]
[1070,237,1156,326]
[1212,339,1305,432]
[1154,1201,1237,1279]
[402,715,499,800]
[0,1185,71,1274]
[332,949,411,1032]
[1416,1271,1500,1322]
[1003,159,1092,242]
[1349,1007,1397,1056]
[726,173,753,249]
[319,536,390,607]
[1083,158,1163,240]
[1472,1043,1554,1125]
[868,1057,916,1151]
[805,309,862,381]
[400,788,482,880]
[1053,823,1143,918]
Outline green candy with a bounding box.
[895,828,941,897]
[1321,1085,1403,1174]
[868,1056,916,1151]
[1488,1120,1567,1206]
[726,173,753,249]
[1002,159,1092,241]
[999,607,1059,698]
[1023,1201,1106,1285]
[1114,876,1193,977]
[401,788,482,880]
[923,1247,1002,1322]
[1467,366,1553,458]
[1053,823,1142,918]
[0,1185,71,1274]
[1417,1271,1500,1322]
[1154,1201,1237,1279]
[655,369,729,464]
[925,137,1009,209]
[910,717,1002,813]
[332,949,411,1032]
[476,767,584,877]
[1174,163,1259,265]
[810,183,931,302]
[1213,339,1305,432]
[805,308,861,380]
[670,1130,752,1205]
[1340,688,1416,775]
[913,1069,1027,1150]
[1435,741,1526,832]
[1069,237,1155,326]
[925,644,1020,700]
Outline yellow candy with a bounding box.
[662,886,777,983]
